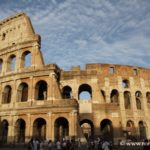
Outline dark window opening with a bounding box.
[22,51,32,67]
[80,119,94,140]
[126,120,135,136]
[2,33,6,40]
[124,91,131,109]
[100,119,113,141]
[135,91,142,110]
[17,83,28,102]
[101,90,106,101]
[15,119,26,143]
[35,80,47,100]
[7,55,16,71]
[0,59,3,73]
[33,118,46,140]
[139,121,147,140]
[1,120,9,143]
[110,89,119,103]
[146,92,150,103]
[2,85,12,104]
[78,84,92,100]
[122,79,130,88]
[62,86,72,99]
[54,117,69,141]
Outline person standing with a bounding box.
[56,140,62,150]
[48,140,52,150]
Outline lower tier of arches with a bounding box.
[0,114,149,144]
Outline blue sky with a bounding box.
[0,0,150,70]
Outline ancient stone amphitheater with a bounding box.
[0,13,150,144]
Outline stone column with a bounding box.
[48,74,53,100]
[46,112,52,140]
[141,89,150,139]
[69,110,78,138]
[8,116,14,143]
[25,114,31,142]
[130,90,139,135]
[119,92,127,132]
[2,55,7,75]
[104,78,110,103]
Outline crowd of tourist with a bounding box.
[27,137,113,150]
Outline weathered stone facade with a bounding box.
[0,13,150,144]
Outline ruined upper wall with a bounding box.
[0,13,44,74]
[62,63,150,80]
[0,13,40,50]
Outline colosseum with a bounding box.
[0,13,150,144]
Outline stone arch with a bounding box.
[54,117,69,141]
[21,50,32,67]
[78,84,92,100]
[146,92,150,103]
[124,91,131,109]
[62,85,72,99]
[7,54,16,71]
[139,121,147,140]
[122,79,130,88]
[100,119,113,141]
[17,82,28,102]
[135,91,142,110]
[15,119,26,143]
[0,58,3,73]
[2,85,12,104]
[80,119,94,140]
[1,120,9,143]
[33,118,46,140]
[126,120,136,136]
[110,89,119,103]
[35,80,47,100]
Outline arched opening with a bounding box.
[146,92,150,103]
[78,84,92,100]
[80,119,94,140]
[35,80,47,100]
[110,89,119,103]
[2,33,6,40]
[135,91,142,110]
[62,86,72,99]
[17,83,28,102]
[122,79,130,88]
[2,85,12,104]
[7,55,16,71]
[54,117,69,141]
[33,118,46,140]
[15,119,26,143]
[139,121,147,140]
[0,59,3,73]
[21,51,32,67]
[124,91,131,109]
[1,120,9,143]
[100,119,113,141]
[100,90,106,102]
[126,120,136,138]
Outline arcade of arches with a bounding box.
[1,117,148,143]
[0,13,150,144]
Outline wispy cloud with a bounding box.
[0,0,150,69]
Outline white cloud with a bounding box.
[0,0,150,69]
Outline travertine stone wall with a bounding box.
[0,13,150,144]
